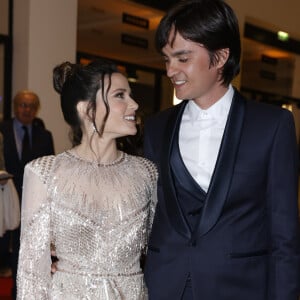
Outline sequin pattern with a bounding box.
[17,151,158,299]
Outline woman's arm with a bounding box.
[17,160,52,299]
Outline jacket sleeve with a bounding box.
[17,157,54,299]
[0,132,5,170]
[46,131,55,155]
[267,110,300,299]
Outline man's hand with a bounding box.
[51,245,58,274]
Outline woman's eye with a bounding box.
[115,92,124,99]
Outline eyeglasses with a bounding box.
[18,103,37,110]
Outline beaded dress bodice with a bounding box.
[17,151,157,300]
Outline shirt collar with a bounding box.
[13,118,32,132]
[185,85,234,124]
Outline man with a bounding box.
[0,90,55,299]
[143,0,300,299]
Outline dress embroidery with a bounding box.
[17,152,157,300]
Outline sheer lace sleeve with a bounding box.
[17,156,55,300]
[143,158,158,241]
[149,168,158,237]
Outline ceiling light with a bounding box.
[127,68,138,83]
[277,31,289,42]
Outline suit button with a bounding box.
[188,240,196,247]
[188,208,202,216]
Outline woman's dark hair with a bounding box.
[53,59,119,146]
[155,0,241,86]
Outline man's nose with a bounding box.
[166,62,177,78]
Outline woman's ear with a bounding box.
[76,101,88,120]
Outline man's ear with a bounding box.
[216,48,230,68]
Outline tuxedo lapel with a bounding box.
[160,101,191,239]
[195,92,246,237]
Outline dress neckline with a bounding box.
[65,150,126,167]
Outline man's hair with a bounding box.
[13,90,40,110]
[155,0,241,85]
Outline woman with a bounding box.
[17,60,157,299]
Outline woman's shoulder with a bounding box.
[126,153,156,167]
[28,154,56,167]
[26,154,57,182]
[126,153,158,181]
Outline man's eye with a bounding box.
[179,58,188,63]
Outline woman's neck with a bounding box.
[73,136,120,164]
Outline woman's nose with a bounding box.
[130,98,139,110]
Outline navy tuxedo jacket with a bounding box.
[143,90,300,300]
[0,119,55,198]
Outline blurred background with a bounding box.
[1,0,300,154]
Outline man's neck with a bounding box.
[193,85,229,110]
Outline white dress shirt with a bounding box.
[179,85,234,192]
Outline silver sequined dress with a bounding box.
[17,151,157,300]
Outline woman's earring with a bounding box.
[92,123,97,133]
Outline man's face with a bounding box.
[14,93,38,125]
[161,27,228,108]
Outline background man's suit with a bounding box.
[0,119,54,197]
[143,90,300,300]
[0,118,54,299]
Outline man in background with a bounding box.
[0,89,55,299]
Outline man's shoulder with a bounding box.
[33,123,53,137]
[0,118,13,126]
[233,89,290,118]
[244,97,291,118]
[0,119,14,133]
[32,124,54,153]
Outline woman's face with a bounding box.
[96,72,139,139]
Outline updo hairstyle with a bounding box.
[53,59,119,146]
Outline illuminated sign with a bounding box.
[122,13,149,29]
